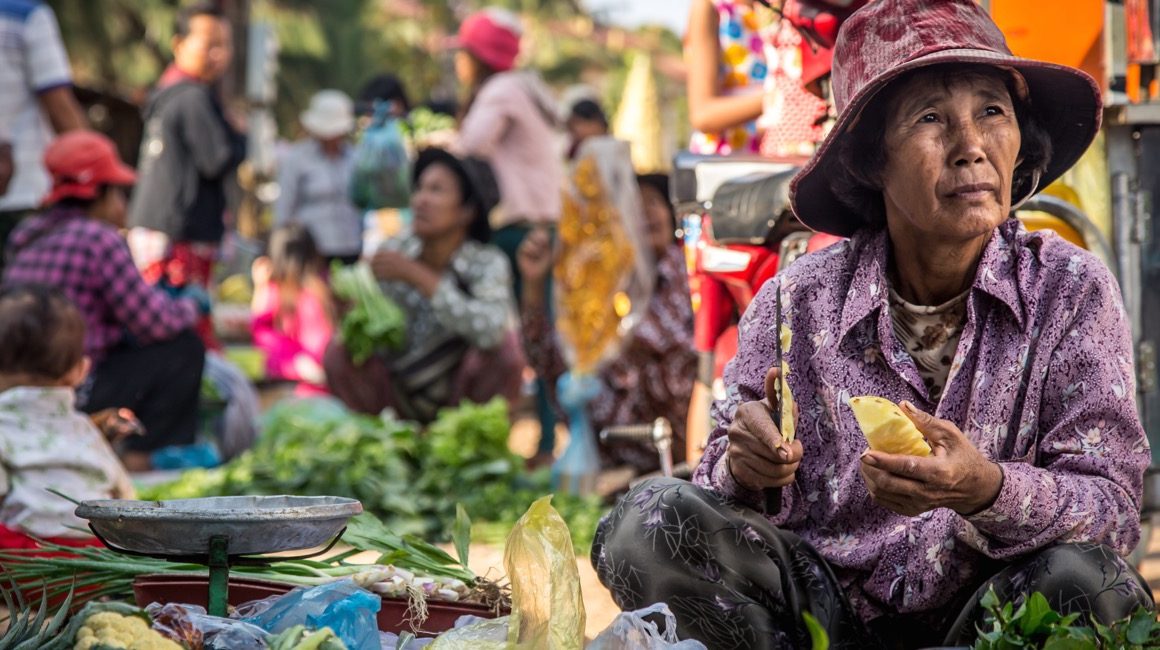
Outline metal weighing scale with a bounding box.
[75,495,363,617]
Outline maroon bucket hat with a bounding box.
[789,0,1103,237]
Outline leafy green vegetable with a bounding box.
[330,261,406,364]
[141,398,611,550]
[342,512,475,584]
[973,586,1160,650]
[399,107,457,145]
[802,611,829,650]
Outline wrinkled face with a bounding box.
[639,182,675,256]
[410,163,473,241]
[878,71,1022,245]
[173,15,233,83]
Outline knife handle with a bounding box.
[763,487,782,514]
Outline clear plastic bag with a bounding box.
[240,579,382,650]
[147,602,268,650]
[588,603,708,650]
[555,136,655,374]
[504,496,584,649]
[429,497,584,650]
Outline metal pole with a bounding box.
[207,536,230,618]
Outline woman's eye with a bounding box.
[984,105,1006,116]
[919,112,939,123]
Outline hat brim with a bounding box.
[301,112,354,139]
[789,48,1103,237]
[107,161,136,187]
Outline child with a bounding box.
[251,224,337,395]
[0,285,134,548]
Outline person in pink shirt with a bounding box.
[250,224,335,396]
[452,7,564,459]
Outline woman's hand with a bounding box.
[370,250,416,283]
[517,227,553,283]
[370,250,442,297]
[516,227,553,308]
[860,402,1004,517]
[726,367,803,491]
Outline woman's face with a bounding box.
[640,182,675,256]
[878,71,1022,246]
[454,50,476,86]
[566,116,606,147]
[91,186,128,229]
[411,163,472,242]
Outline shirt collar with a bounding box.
[0,386,77,414]
[837,219,1025,345]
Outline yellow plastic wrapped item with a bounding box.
[431,496,585,650]
[555,137,654,374]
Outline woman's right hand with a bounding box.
[726,366,803,491]
[516,227,553,284]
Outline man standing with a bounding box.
[0,0,87,271]
[128,3,245,291]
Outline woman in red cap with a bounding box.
[592,1,1153,647]
[3,130,206,472]
[452,7,564,463]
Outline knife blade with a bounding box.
[764,282,784,514]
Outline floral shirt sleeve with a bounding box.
[963,258,1147,557]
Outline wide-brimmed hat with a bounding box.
[789,0,1102,237]
[413,148,500,243]
[300,90,355,139]
[452,8,522,73]
[43,130,136,206]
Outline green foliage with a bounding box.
[330,261,407,365]
[803,611,829,650]
[973,586,1160,650]
[140,398,610,550]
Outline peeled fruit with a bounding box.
[779,324,795,444]
[849,396,931,456]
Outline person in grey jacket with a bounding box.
[127,3,245,288]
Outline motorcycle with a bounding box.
[672,152,840,466]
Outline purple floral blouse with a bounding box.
[692,218,1151,622]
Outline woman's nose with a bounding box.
[950,120,987,167]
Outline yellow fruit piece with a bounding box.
[779,324,795,444]
[849,396,931,456]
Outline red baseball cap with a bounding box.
[42,130,136,206]
[454,9,522,72]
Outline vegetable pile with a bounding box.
[139,398,607,550]
[330,262,406,365]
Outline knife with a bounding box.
[764,283,785,514]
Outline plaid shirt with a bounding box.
[3,208,197,361]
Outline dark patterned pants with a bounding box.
[592,478,1154,649]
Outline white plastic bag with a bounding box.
[588,603,707,650]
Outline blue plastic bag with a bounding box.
[350,102,412,210]
[241,580,382,650]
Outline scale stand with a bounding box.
[88,525,346,617]
[75,495,363,618]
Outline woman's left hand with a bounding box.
[370,250,417,283]
[370,250,442,297]
[859,402,1004,517]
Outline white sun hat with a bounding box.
[300,90,355,139]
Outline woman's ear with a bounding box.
[64,356,92,389]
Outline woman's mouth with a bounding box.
[946,182,996,201]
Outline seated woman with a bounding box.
[251,224,336,396]
[592,1,1154,648]
[518,173,695,473]
[3,131,205,472]
[325,148,523,422]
